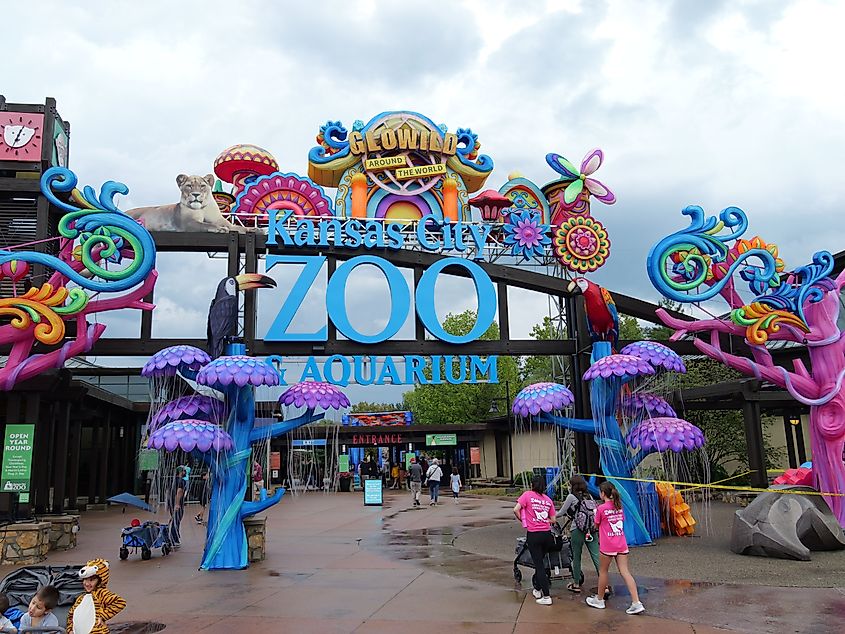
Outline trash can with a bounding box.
[339,475,352,492]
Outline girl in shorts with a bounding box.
[585,481,645,615]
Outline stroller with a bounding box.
[0,565,83,633]
[513,521,584,586]
[120,519,171,561]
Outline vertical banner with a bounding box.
[338,454,350,473]
[1,424,35,504]
[470,447,481,465]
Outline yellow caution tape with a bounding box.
[581,473,845,497]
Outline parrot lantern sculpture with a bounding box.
[568,277,619,350]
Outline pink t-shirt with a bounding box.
[595,501,628,553]
[517,491,556,532]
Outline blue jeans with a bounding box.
[429,482,440,503]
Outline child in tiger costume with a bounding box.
[66,558,126,633]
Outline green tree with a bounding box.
[678,358,782,478]
[351,401,403,413]
[644,298,684,341]
[619,314,644,341]
[521,316,568,384]
[402,310,520,424]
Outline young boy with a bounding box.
[19,585,60,629]
[67,559,126,634]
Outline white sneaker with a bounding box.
[626,601,645,615]
[532,589,542,599]
[586,595,606,609]
[535,596,552,605]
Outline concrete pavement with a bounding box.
[11,490,845,632]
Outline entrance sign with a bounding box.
[351,433,404,445]
[426,433,457,447]
[1,424,35,503]
[363,478,383,506]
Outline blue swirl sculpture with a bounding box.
[0,167,156,292]
[646,205,780,303]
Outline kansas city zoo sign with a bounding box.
[261,112,505,388]
[141,111,568,388]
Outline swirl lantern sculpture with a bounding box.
[648,205,845,526]
[144,345,348,570]
[523,339,689,546]
[0,168,157,390]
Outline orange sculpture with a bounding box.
[656,482,696,536]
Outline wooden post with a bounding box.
[244,231,257,350]
[97,410,111,504]
[742,383,767,489]
[782,413,797,470]
[52,401,71,514]
[27,394,48,515]
[67,413,82,511]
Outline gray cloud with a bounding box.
[4,0,844,404]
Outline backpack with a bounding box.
[573,495,597,533]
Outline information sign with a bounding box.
[363,478,383,506]
[426,433,457,446]
[1,425,35,504]
[338,454,350,473]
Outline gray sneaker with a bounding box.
[626,601,645,615]
[586,595,605,609]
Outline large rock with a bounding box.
[731,485,845,560]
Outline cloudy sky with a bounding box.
[5,0,845,403]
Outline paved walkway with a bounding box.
[12,491,845,632]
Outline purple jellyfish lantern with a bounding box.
[620,341,686,373]
[583,354,656,381]
[626,417,705,453]
[149,395,225,433]
[196,356,280,388]
[512,382,575,417]
[279,381,351,411]
[148,419,234,453]
[621,393,677,419]
[141,345,211,377]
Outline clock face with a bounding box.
[0,113,44,161]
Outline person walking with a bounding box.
[167,466,187,549]
[425,458,443,506]
[557,475,600,593]
[408,457,423,507]
[252,460,264,500]
[450,466,462,503]
[391,462,400,489]
[585,481,645,615]
[513,474,557,605]
[195,471,210,525]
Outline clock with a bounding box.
[0,112,44,161]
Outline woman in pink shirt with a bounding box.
[513,475,557,605]
[586,481,645,615]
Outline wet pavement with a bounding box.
[8,490,845,632]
